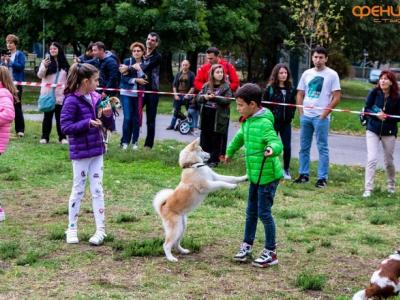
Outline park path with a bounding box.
[23,105,400,169]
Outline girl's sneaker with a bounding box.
[89,229,107,246]
[0,207,5,222]
[233,243,252,262]
[283,170,292,180]
[252,249,278,268]
[132,143,138,150]
[65,229,79,244]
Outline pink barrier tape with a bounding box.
[14,81,400,119]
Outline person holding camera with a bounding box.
[1,34,25,137]
[37,42,69,144]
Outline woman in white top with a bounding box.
[37,42,69,144]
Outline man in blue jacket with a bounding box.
[1,34,25,137]
[92,41,119,97]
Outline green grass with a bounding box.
[341,79,374,98]
[1,118,399,298]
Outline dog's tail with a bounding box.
[352,289,366,300]
[153,189,174,216]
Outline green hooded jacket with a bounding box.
[226,108,283,185]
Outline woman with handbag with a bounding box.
[37,42,70,144]
[363,70,400,197]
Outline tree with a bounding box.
[283,0,344,67]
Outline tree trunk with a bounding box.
[160,50,173,85]
[187,50,199,73]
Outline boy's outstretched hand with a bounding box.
[264,147,273,157]
[223,156,231,164]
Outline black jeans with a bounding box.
[14,86,25,133]
[142,93,159,148]
[41,104,66,142]
[274,122,292,171]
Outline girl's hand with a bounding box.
[133,63,142,71]
[102,106,113,117]
[43,58,51,67]
[264,147,273,157]
[174,94,180,101]
[90,119,102,128]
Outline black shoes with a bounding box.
[293,174,309,184]
[315,178,327,188]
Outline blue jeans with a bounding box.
[243,180,279,250]
[169,95,188,127]
[121,95,141,145]
[188,107,199,129]
[299,115,330,180]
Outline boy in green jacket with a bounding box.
[225,83,283,267]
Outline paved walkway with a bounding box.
[23,105,400,169]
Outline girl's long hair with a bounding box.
[207,64,225,91]
[46,42,70,76]
[377,70,399,100]
[267,63,293,89]
[64,63,98,94]
[0,66,19,102]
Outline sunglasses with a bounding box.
[132,49,143,52]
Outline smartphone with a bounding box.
[371,105,382,114]
[45,53,50,60]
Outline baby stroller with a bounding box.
[174,110,192,135]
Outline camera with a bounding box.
[0,49,11,56]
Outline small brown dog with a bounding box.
[353,250,400,299]
[153,138,247,262]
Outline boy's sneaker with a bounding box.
[293,174,309,184]
[233,243,252,262]
[0,207,5,222]
[89,229,107,246]
[66,229,79,244]
[252,249,278,268]
[315,178,327,188]
[283,170,292,180]
[121,143,128,150]
[132,143,138,150]
[388,187,395,194]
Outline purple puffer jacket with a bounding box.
[61,91,113,160]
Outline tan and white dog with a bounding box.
[153,138,247,262]
[353,250,400,299]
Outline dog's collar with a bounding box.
[182,163,207,169]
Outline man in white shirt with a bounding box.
[293,46,341,188]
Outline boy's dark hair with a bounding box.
[235,83,262,105]
[206,47,220,56]
[312,46,328,57]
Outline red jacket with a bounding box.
[194,58,239,92]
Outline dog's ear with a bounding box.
[193,137,200,147]
[188,138,200,150]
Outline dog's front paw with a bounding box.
[238,175,248,182]
[228,183,238,189]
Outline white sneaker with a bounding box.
[283,170,292,180]
[0,207,5,222]
[388,188,395,194]
[121,143,128,150]
[17,132,24,137]
[362,190,371,198]
[60,139,68,145]
[39,139,48,144]
[132,143,138,150]
[89,229,106,246]
[66,229,79,244]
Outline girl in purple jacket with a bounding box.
[61,63,113,246]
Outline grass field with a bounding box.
[0,121,399,299]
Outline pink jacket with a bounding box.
[37,61,67,105]
[0,86,15,153]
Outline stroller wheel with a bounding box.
[179,120,191,135]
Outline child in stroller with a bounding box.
[173,110,193,135]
